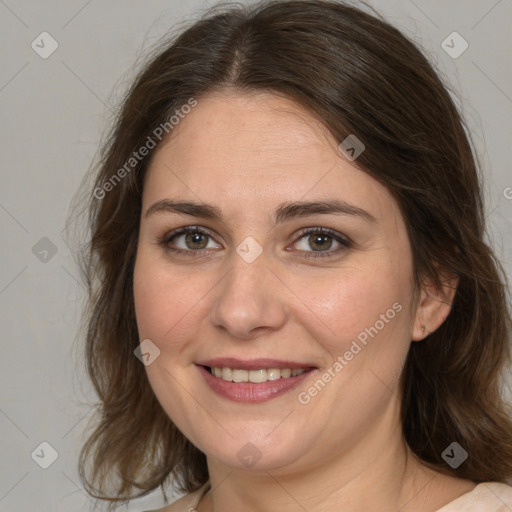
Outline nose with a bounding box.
[208,250,287,340]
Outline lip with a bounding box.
[197,357,315,371]
[196,360,318,403]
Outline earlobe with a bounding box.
[412,273,458,342]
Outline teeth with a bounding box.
[232,369,248,382]
[209,366,308,382]
[267,368,281,381]
[280,368,291,378]
[248,369,267,383]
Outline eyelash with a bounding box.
[157,226,353,259]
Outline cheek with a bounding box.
[133,251,221,361]
[291,267,412,432]
[296,258,411,349]
[133,253,190,349]
[290,255,414,409]
[133,254,208,436]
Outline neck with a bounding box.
[200,401,447,512]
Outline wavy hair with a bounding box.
[73,0,512,508]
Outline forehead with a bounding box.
[142,91,399,226]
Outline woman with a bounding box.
[76,1,512,511]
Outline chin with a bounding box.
[197,425,318,473]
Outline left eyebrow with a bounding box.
[274,199,377,224]
[145,199,377,225]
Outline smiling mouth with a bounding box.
[206,366,311,383]
[196,362,317,402]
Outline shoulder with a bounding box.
[144,483,210,512]
[437,482,512,511]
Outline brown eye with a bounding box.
[292,228,352,259]
[183,231,209,250]
[308,233,334,251]
[159,226,221,255]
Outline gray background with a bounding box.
[0,1,511,511]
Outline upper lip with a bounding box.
[197,358,316,371]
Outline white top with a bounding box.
[147,481,512,511]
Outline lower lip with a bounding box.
[197,365,316,403]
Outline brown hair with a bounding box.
[74,0,512,507]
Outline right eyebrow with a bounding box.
[145,199,222,220]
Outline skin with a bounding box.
[133,91,475,512]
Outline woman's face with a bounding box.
[133,91,422,473]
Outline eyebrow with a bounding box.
[145,199,377,224]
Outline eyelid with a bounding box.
[159,225,222,249]
[158,225,352,258]
[292,226,352,246]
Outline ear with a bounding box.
[412,271,459,341]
